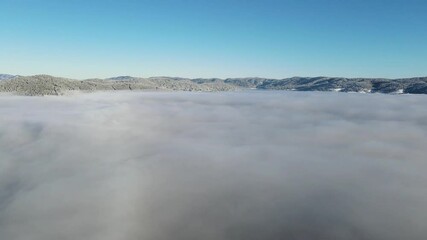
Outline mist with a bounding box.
[1,91,427,240]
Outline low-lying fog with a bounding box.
[1,91,427,240]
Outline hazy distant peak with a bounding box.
[148,76,188,81]
[107,76,135,81]
[0,74,16,80]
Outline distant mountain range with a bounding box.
[1,74,427,95]
[0,74,16,81]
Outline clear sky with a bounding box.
[1,0,427,79]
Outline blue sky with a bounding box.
[1,0,427,79]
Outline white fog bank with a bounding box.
[1,91,427,240]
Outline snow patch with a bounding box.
[358,89,372,94]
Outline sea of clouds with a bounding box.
[1,91,427,240]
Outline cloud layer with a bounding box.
[1,91,427,240]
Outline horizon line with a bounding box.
[2,73,427,81]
